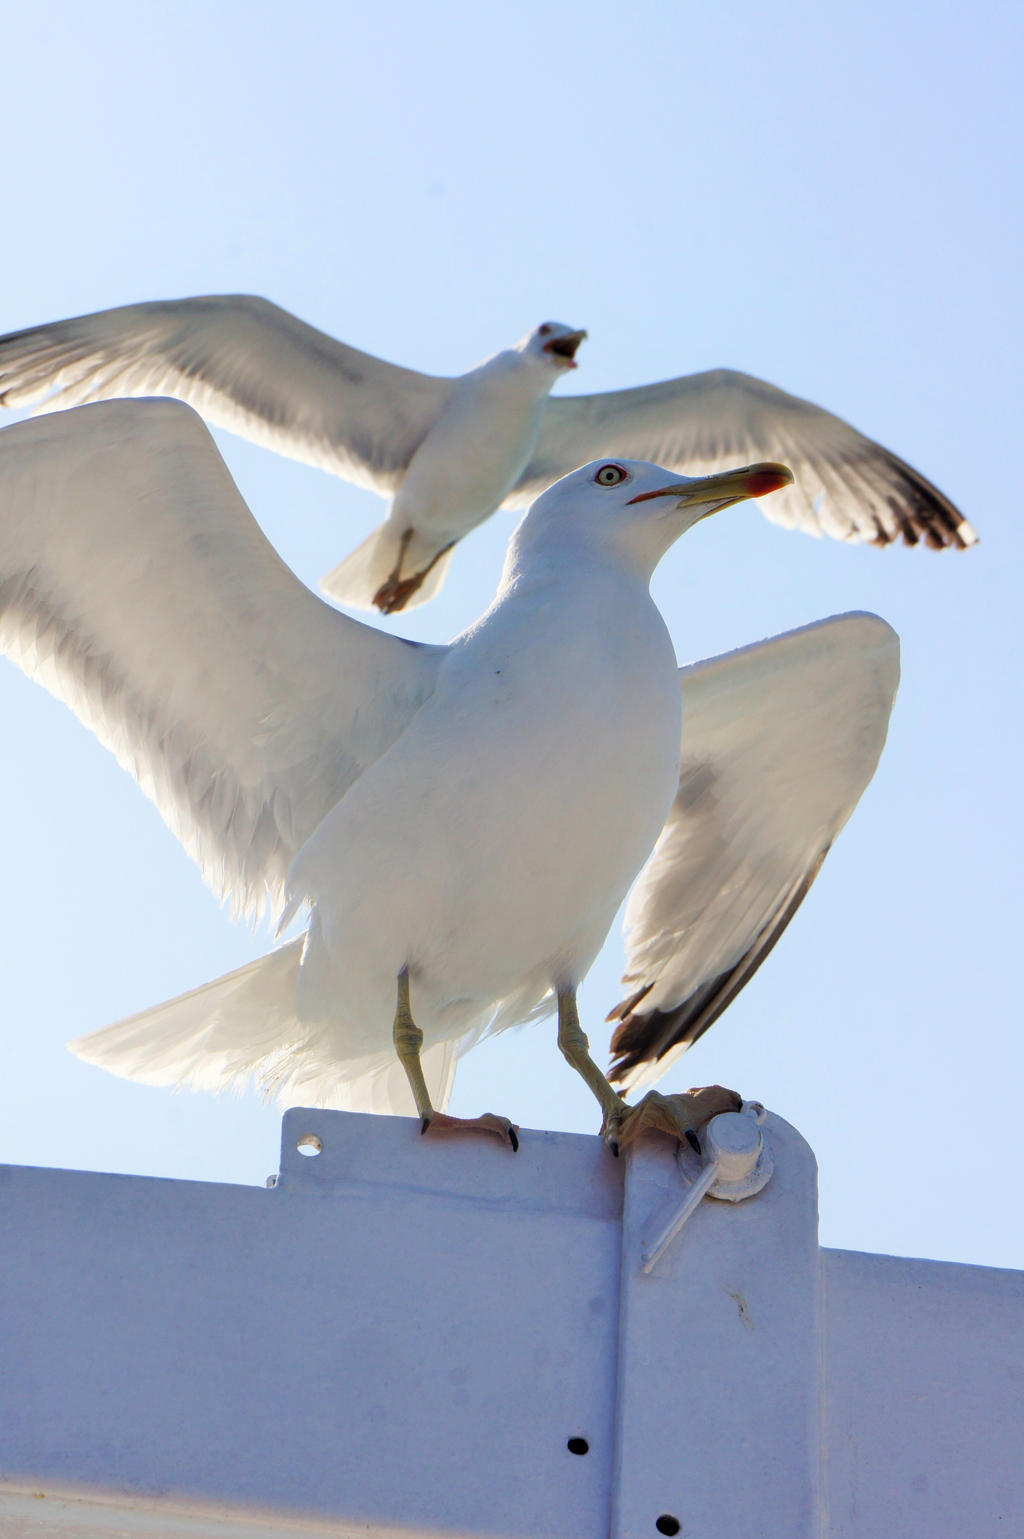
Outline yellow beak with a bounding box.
[627,461,794,513]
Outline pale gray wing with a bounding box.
[511,370,975,550]
[0,295,453,494]
[607,613,899,1090]
[0,399,444,922]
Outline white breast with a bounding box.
[290,564,681,1050]
[390,353,551,540]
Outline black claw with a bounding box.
[509,1127,519,1153]
[685,1129,702,1155]
[610,1140,620,1158]
[420,1115,431,1136]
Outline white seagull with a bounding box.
[0,295,975,614]
[0,401,899,1150]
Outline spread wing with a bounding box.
[0,399,444,922]
[0,295,453,494]
[607,613,900,1089]
[512,370,975,550]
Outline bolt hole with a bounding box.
[656,1517,681,1536]
[566,1437,589,1456]
[296,1134,322,1158]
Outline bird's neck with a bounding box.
[471,349,561,404]
[499,526,657,601]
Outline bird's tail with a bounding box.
[69,940,308,1098]
[68,938,462,1115]
[319,519,456,612]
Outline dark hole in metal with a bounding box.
[567,1437,589,1456]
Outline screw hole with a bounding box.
[566,1437,589,1456]
[296,1134,322,1158]
[655,1517,681,1536]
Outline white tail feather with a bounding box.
[69,939,462,1115]
[69,940,308,1097]
[320,521,456,611]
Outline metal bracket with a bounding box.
[640,1100,773,1273]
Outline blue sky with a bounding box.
[1,0,1021,1268]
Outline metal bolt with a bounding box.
[703,1111,762,1184]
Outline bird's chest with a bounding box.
[437,606,682,876]
[397,373,544,527]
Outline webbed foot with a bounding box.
[420,1109,520,1152]
[373,569,424,613]
[602,1084,742,1156]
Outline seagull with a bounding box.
[0,295,975,614]
[0,400,899,1151]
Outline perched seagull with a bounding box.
[0,401,899,1151]
[0,296,975,614]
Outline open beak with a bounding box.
[543,329,587,366]
[627,461,794,516]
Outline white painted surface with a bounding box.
[0,1485,379,1538]
[1,1112,621,1539]
[612,1117,821,1539]
[822,1248,1024,1538]
[1,1108,1022,1538]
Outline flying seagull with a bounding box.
[0,401,899,1151]
[0,295,975,614]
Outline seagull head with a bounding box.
[518,321,588,372]
[510,458,794,581]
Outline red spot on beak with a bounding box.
[746,468,792,498]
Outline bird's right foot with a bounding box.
[602,1084,742,1156]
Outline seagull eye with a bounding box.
[538,323,553,337]
[595,464,627,487]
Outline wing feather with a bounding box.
[0,295,453,494]
[0,399,443,921]
[608,613,900,1089]
[513,369,975,550]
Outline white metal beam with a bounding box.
[1,1108,1022,1537]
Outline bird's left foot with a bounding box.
[602,1084,742,1157]
[420,1109,520,1151]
